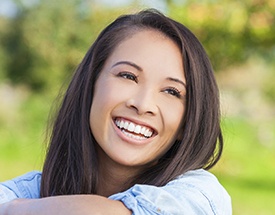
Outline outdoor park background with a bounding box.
[0,0,274,214]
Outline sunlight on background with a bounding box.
[0,0,274,214]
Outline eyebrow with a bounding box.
[167,77,186,88]
[112,61,143,71]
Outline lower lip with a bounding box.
[112,121,154,146]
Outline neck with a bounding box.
[97,166,132,197]
[96,147,142,197]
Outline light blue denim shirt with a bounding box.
[0,169,231,214]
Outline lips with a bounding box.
[114,118,155,140]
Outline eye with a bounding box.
[117,72,138,83]
[163,87,182,99]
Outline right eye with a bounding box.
[117,72,138,83]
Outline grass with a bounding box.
[212,117,275,214]
[0,93,49,180]
[0,93,275,214]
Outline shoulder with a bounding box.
[110,169,231,215]
[0,171,41,203]
[167,169,231,214]
[168,169,229,200]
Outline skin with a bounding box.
[90,29,186,196]
[0,30,186,214]
[0,196,131,215]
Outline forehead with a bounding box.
[106,29,184,74]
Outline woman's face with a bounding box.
[90,29,186,171]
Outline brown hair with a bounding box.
[40,9,223,197]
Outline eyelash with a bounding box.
[163,87,182,98]
[117,72,138,83]
[117,72,182,99]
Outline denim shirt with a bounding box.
[0,169,231,214]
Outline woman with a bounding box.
[0,9,231,214]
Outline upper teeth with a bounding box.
[115,119,153,138]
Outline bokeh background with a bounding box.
[0,0,274,214]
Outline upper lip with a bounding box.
[113,116,158,135]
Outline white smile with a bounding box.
[115,118,154,140]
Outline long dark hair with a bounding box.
[40,9,223,197]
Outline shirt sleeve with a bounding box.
[0,185,17,204]
[0,171,41,204]
[109,169,232,215]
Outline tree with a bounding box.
[2,0,123,92]
[168,0,275,71]
[1,0,274,94]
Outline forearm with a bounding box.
[0,195,131,215]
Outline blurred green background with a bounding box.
[0,0,274,214]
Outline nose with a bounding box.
[126,88,158,115]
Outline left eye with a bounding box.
[163,87,181,98]
[117,72,138,83]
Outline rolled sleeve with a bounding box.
[110,185,171,214]
[0,184,17,204]
[0,171,41,203]
[109,169,231,215]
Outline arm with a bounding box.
[1,170,231,215]
[0,195,131,215]
[110,169,232,215]
[0,172,130,215]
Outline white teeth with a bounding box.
[145,129,153,137]
[128,122,135,132]
[115,119,154,138]
[140,126,146,135]
[134,125,141,133]
[122,130,147,140]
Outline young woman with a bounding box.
[0,9,231,214]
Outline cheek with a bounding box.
[162,102,185,132]
[90,79,124,124]
[89,82,118,143]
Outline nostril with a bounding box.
[126,99,138,111]
[126,96,157,115]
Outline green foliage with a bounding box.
[0,1,274,213]
[0,94,274,214]
[0,0,274,93]
[0,0,123,92]
[0,17,9,80]
[168,0,275,71]
[212,117,275,214]
[0,92,48,180]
